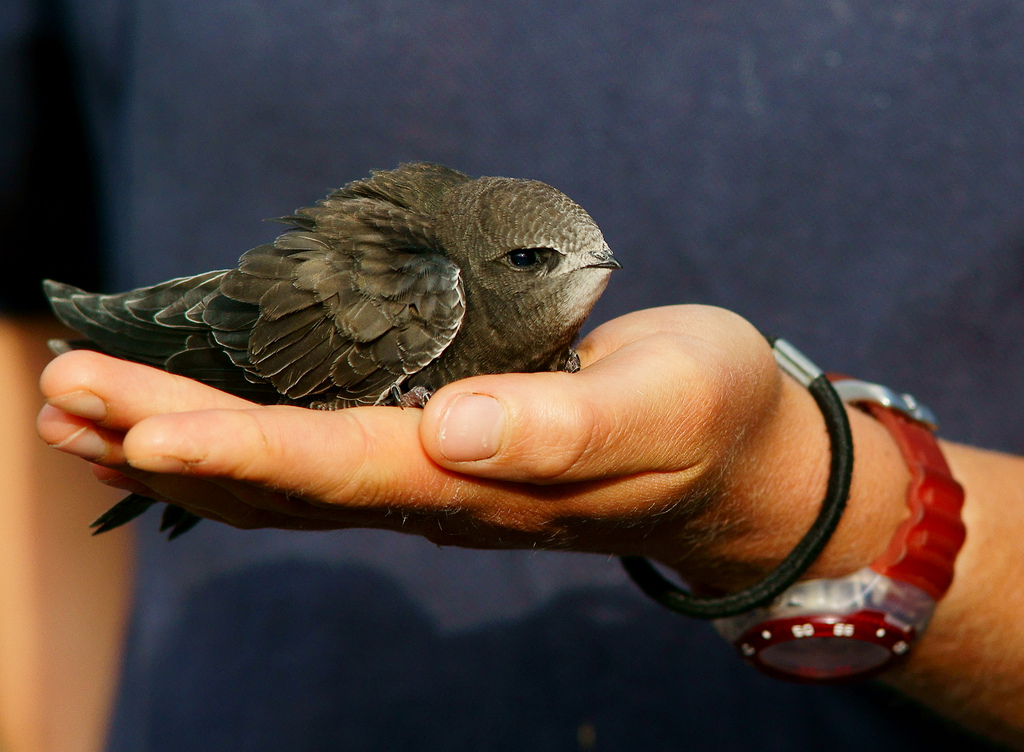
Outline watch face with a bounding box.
[758,635,892,679]
[735,611,915,683]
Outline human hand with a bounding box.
[38,305,897,588]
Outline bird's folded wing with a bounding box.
[44,271,228,365]
[215,204,465,404]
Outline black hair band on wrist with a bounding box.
[619,337,854,620]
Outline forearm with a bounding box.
[690,373,1024,747]
[884,443,1024,748]
[0,316,134,752]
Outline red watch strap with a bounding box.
[860,402,966,600]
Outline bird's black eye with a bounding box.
[505,248,554,270]
[507,249,540,267]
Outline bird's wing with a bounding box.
[214,202,465,404]
[44,273,285,402]
[44,271,227,366]
[327,162,471,213]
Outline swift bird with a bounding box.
[45,162,620,538]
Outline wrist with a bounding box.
[626,338,967,682]
[667,370,911,593]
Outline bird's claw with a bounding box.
[391,384,433,408]
[564,350,581,373]
[90,493,157,535]
[90,494,202,540]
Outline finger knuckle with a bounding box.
[519,400,604,483]
[298,410,388,508]
[225,410,278,477]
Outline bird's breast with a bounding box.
[406,305,573,391]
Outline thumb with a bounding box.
[419,323,779,485]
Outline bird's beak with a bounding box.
[584,248,622,270]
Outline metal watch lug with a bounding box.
[831,379,938,429]
[770,338,937,429]
[771,338,823,387]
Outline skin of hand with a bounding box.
[35,303,1024,746]
[35,304,908,590]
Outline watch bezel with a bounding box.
[714,566,936,683]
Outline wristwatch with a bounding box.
[712,343,966,682]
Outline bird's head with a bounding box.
[438,176,620,333]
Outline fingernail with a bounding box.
[438,394,505,462]
[51,426,108,461]
[47,391,109,422]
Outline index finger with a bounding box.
[40,350,256,430]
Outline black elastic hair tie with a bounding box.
[620,336,853,620]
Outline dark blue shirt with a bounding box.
[4,1,1020,748]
